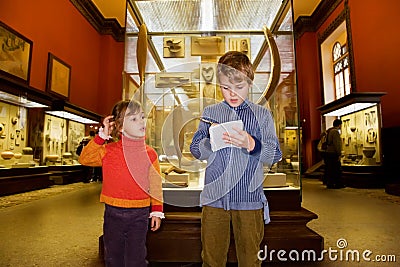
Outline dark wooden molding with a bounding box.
[344,0,357,91]
[317,10,346,43]
[317,1,357,92]
[294,0,343,39]
[70,0,125,42]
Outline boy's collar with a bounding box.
[222,99,250,110]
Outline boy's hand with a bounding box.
[102,115,115,136]
[222,127,255,152]
[150,216,161,231]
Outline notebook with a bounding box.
[209,120,244,152]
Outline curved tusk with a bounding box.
[256,26,281,105]
[137,23,148,86]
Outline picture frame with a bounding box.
[0,21,33,84]
[46,53,71,100]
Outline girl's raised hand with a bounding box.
[102,115,115,136]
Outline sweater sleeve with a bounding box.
[148,149,163,212]
[190,108,213,160]
[78,135,106,167]
[258,109,282,166]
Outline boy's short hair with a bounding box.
[217,51,254,84]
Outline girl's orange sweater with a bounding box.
[79,135,163,212]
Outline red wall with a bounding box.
[296,2,346,170]
[0,0,124,116]
[296,0,400,169]
[348,0,400,128]
[295,32,321,169]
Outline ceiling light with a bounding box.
[45,111,99,124]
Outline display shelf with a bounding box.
[47,165,87,185]
[0,166,52,196]
[318,92,386,187]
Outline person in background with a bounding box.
[76,130,95,183]
[324,118,345,189]
[190,51,282,267]
[79,99,164,267]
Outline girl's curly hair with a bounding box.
[110,99,142,140]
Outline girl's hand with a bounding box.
[102,115,114,136]
[222,127,255,152]
[150,216,161,231]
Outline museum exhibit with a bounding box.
[0,0,400,266]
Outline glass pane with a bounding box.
[344,68,351,95]
[333,42,342,61]
[124,0,301,202]
[341,105,381,166]
[133,0,283,32]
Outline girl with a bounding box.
[79,100,164,267]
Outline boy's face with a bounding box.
[219,73,250,107]
[122,108,146,139]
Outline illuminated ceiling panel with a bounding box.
[128,0,284,33]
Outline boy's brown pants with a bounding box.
[201,206,264,267]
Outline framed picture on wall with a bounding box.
[46,53,71,100]
[0,21,33,84]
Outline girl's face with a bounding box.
[219,74,250,107]
[122,108,146,139]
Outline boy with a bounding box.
[190,51,282,267]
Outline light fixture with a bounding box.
[48,100,102,124]
[0,91,48,108]
[323,103,376,117]
[45,110,99,124]
[318,92,386,117]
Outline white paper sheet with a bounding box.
[209,120,244,152]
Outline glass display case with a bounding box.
[0,100,33,168]
[0,97,95,168]
[340,104,381,166]
[0,86,102,193]
[318,92,386,187]
[318,92,386,167]
[124,0,301,210]
[123,2,323,264]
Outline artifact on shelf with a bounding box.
[11,117,18,125]
[13,152,22,159]
[1,150,14,160]
[191,36,225,56]
[46,154,59,162]
[362,147,376,158]
[22,147,33,155]
[163,37,185,58]
[165,39,182,53]
[62,152,72,158]
[0,123,4,136]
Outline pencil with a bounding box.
[200,117,216,124]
